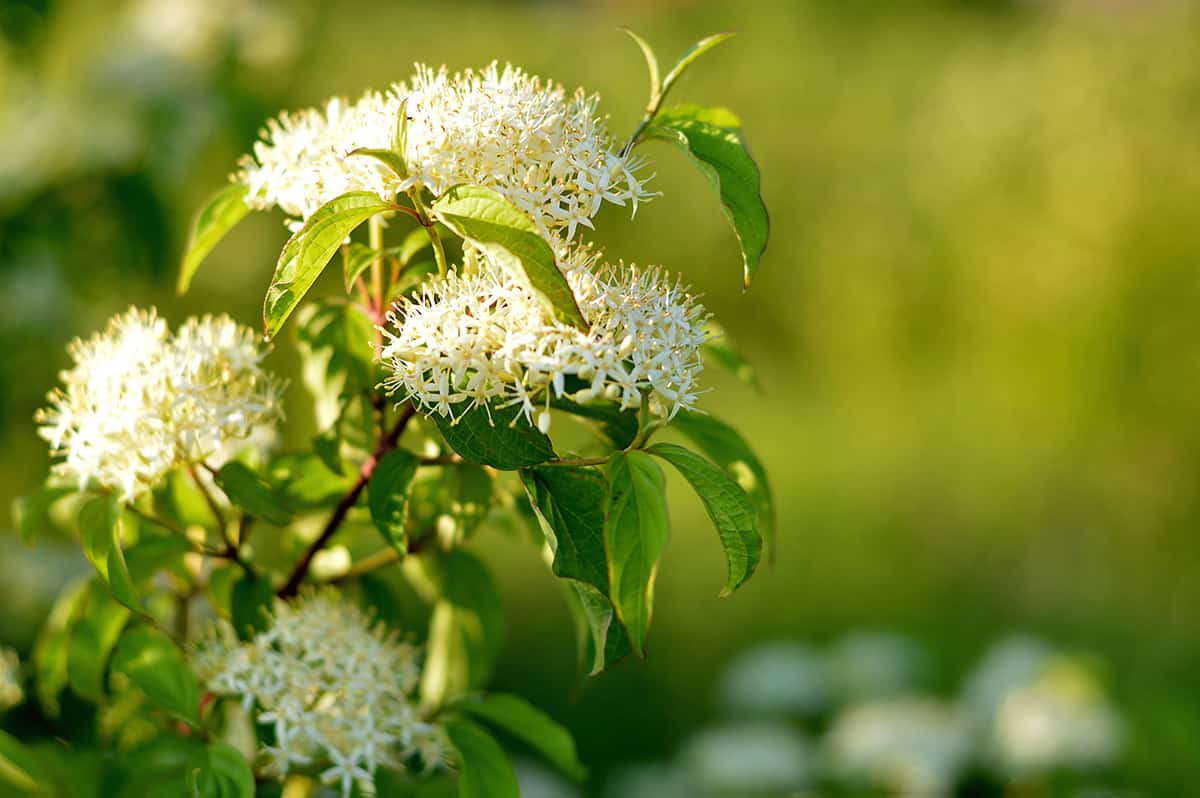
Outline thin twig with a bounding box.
[279,402,416,597]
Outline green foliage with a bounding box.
[456,693,586,781]
[111,626,202,728]
[177,183,250,294]
[215,461,292,526]
[269,453,357,510]
[671,411,775,558]
[408,462,493,545]
[646,442,761,595]
[644,105,768,287]
[264,192,395,338]
[369,449,420,554]
[186,743,255,798]
[12,484,73,545]
[31,578,90,716]
[230,573,274,640]
[433,403,556,470]
[0,729,55,796]
[431,185,586,328]
[603,450,670,657]
[444,719,519,798]
[79,496,140,611]
[66,585,129,703]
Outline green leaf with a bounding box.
[178,183,251,294]
[124,534,191,586]
[215,461,292,526]
[231,573,274,640]
[12,484,73,544]
[348,147,408,179]
[369,449,419,554]
[186,743,255,798]
[296,299,376,394]
[669,411,775,561]
[445,720,519,798]
[0,729,54,796]
[413,551,504,706]
[263,191,394,339]
[457,693,586,782]
[394,226,432,266]
[661,33,735,96]
[563,580,631,676]
[645,105,769,287]
[67,586,130,703]
[621,28,661,104]
[431,185,586,328]
[433,402,556,471]
[80,495,141,611]
[111,626,202,728]
[603,451,670,657]
[702,318,761,391]
[408,463,493,545]
[646,443,761,595]
[269,453,357,510]
[32,577,90,716]
[342,242,378,292]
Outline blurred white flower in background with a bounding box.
[604,763,691,798]
[0,647,22,712]
[381,245,707,430]
[123,0,299,72]
[36,308,284,500]
[824,697,973,797]
[678,722,815,795]
[718,640,832,719]
[827,630,929,702]
[514,759,582,798]
[193,591,447,797]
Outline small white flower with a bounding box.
[379,245,708,430]
[237,63,653,235]
[193,592,445,797]
[35,308,283,501]
[0,647,22,712]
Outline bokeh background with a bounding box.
[2,0,1199,793]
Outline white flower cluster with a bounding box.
[193,592,446,798]
[0,647,21,712]
[36,308,283,500]
[379,246,708,432]
[238,63,652,235]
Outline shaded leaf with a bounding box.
[67,587,130,703]
[445,720,518,798]
[215,461,292,526]
[457,693,586,781]
[702,318,761,391]
[231,573,274,640]
[80,495,140,611]
[178,183,250,294]
[369,449,419,554]
[12,484,73,545]
[603,451,670,657]
[646,442,761,595]
[550,397,639,449]
[433,402,555,471]
[269,453,357,510]
[431,185,585,328]
[645,105,768,287]
[111,626,201,728]
[31,577,90,716]
[186,743,254,798]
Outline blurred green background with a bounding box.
[2,0,1199,792]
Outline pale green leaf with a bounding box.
[80,495,141,611]
[215,461,292,526]
[661,32,735,96]
[31,577,89,716]
[620,28,661,103]
[178,183,250,294]
[431,185,586,328]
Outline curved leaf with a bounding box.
[457,693,586,781]
[603,451,670,657]
[178,183,250,294]
[186,743,254,798]
[645,105,769,287]
[661,32,735,95]
[368,449,419,554]
[431,185,586,328]
[646,442,761,595]
[445,720,519,798]
[80,496,140,611]
[111,626,201,728]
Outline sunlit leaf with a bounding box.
[80,495,141,611]
[111,626,201,728]
[177,183,250,294]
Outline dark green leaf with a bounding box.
[186,743,255,798]
[369,449,419,554]
[12,484,73,545]
[0,729,54,796]
[670,411,775,561]
[231,573,275,640]
[445,720,518,798]
[646,443,761,595]
[263,191,394,339]
[433,402,555,471]
[661,33,735,96]
[313,431,344,475]
[603,451,670,657]
[431,185,586,328]
[111,626,202,728]
[178,183,251,294]
[67,586,130,703]
[414,551,504,705]
[645,105,768,287]
[80,495,141,611]
[457,693,586,781]
[32,577,89,716]
[215,461,292,526]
